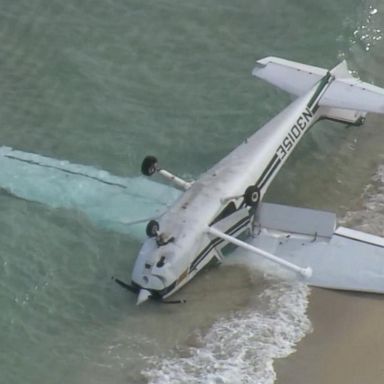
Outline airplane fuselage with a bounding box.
[131,72,334,300]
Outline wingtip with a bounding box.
[252,61,266,76]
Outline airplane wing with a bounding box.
[0,146,181,240]
[237,203,384,293]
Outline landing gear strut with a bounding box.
[140,155,192,190]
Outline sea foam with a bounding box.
[144,277,311,384]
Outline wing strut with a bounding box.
[207,226,312,278]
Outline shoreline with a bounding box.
[275,288,384,384]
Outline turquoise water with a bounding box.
[1,0,384,383]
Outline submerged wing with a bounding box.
[0,147,181,240]
[236,203,384,294]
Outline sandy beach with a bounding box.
[275,288,384,384]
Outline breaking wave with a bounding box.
[143,278,311,384]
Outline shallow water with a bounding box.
[1,0,384,383]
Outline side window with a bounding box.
[210,202,237,225]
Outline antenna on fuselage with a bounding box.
[141,155,192,190]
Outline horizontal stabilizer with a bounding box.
[252,56,327,96]
[319,77,384,114]
[253,56,384,115]
[321,60,384,114]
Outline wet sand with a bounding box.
[275,288,384,384]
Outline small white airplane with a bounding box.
[125,56,384,305]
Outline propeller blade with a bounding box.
[112,277,138,294]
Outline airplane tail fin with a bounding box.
[252,56,384,124]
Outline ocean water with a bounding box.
[1,0,384,383]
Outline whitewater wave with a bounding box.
[143,278,311,384]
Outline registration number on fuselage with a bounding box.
[276,107,314,160]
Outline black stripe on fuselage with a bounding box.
[255,154,281,190]
[252,72,332,193]
[190,215,251,271]
[307,71,332,111]
[257,156,282,190]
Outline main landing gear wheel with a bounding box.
[244,185,260,207]
[146,220,159,237]
[141,156,158,176]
